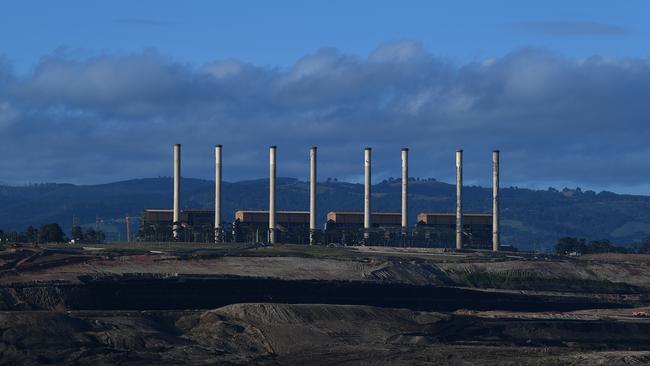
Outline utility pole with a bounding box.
[125,213,132,243]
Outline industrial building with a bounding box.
[324,212,402,245]
[233,210,310,244]
[138,208,493,249]
[414,212,492,249]
[138,209,311,244]
[322,211,493,248]
[137,143,507,251]
[138,209,220,242]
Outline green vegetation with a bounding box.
[1,223,70,244]
[244,244,363,260]
[638,238,650,253]
[4,177,650,250]
[554,236,650,255]
[460,270,635,293]
[0,223,107,245]
[70,225,106,243]
[554,237,637,255]
[39,223,67,243]
[42,242,363,260]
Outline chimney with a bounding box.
[401,148,409,235]
[125,213,131,243]
[215,145,223,243]
[455,149,463,250]
[269,146,277,244]
[309,146,317,245]
[492,150,500,252]
[173,144,181,240]
[364,147,372,243]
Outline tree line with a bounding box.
[554,236,650,255]
[0,224,105,244]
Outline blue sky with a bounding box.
[3,0,647,71]
[1,1,650,194]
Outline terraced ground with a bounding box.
[1,243,650,365]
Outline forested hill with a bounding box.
[2,177,650,251]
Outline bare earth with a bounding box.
[1,243,650,365]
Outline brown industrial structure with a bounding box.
[416,212,492,249]
[139,209,215,242]
[234,210,309,244]
[137,144,507,251]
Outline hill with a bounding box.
[2,177,650,250]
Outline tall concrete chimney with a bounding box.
[269,145,277,244]
[309,146,317,245]
[492,150,500,252]
[364,147,372,243]
[401,148,408,237]
[455,149,463,250]
[173,144,181,240]
[214,145,223,243]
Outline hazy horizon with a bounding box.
[2,174,646,198]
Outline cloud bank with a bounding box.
[1,42,649,193]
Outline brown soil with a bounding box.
[1,244,650,365]
[2,303,650,365]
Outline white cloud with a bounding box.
[369,40,427,63]
[1,42,649,192]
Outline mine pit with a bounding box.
[0,275,636,312]
[1,245,650,365]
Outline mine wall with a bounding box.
[0,274,635,312]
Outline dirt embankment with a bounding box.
[4,246,650,292]
[2,247,650,365]
[1,247,649,313]
[439,258,650,290]
[2,303,650,366]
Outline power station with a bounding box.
[139,144,503,251]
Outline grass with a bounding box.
[34,241,510,264]
[36,242,494,263]
[460,270,636,293]
[39,242,365,260]
[243,244,363,260]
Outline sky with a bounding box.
[1,1,650,194]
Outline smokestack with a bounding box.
[309,146,317,245]
[269,145,277,244]
[492,150,500,252]
[364,147,372,243]
[455,149,463,250]
[215,145,223,243]
[173,144,181,240]
[401,148,408,235]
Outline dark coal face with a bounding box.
[3,275,632,312]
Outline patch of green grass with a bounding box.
[40,242,364,260]
[460,270,636,293]
[231,243,364,260]
[40,242,484,262]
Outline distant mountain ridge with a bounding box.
[2,177,650,250]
